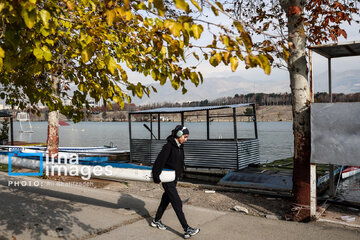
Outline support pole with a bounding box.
[329,165,335,197]
[233,108,237,140]
[150,114,153,140]
[128,113,132,162]
[309,49,314,102]
[181,112,184,126]
[328,57,335,197]
[206,110,210,140]
[149,114,152,164]
[252,104,258,139]
[158,113,160,140]
[10,117,14,146]
[310,163,317,219]
[328,58,332,103]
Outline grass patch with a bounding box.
[0,164,8,172]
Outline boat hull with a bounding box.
[0,154,175,182]
[342,167,360,179]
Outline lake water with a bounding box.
[12,121,293,163]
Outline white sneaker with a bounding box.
[151,219,167,230]
[184,226,200,239]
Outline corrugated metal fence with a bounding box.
[130,139,260,170]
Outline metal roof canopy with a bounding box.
[130,103,253,114]
[308,40,360,102]
[309,40,360,58]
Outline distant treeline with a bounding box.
[138,92,360,110]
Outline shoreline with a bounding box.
[4,105,293,123]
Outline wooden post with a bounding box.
[309,50,317,219]
[310,163,317,219]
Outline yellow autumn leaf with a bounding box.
[81,49,90,63]
[215,1,224,11]
[211,6,219,16]
[165,21,183,37]
[33,47,43,60]
[209,55,219,67]
[39,9,51,28]
[234,21,244,33]
[257,54,271,75]
[42,45,52,61]
[191,24,203,39]
[106,9,115,26]
[105,56,118,75]
[0,46,4,58]
[153,0,165,16]
[190,0,202,11]
[174,0,189,11]
[230,56,239,72]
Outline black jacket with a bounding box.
[152,135,185,183]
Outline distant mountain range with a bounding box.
[1,68,358,107]
[313,69,360,93]
[134,69,360,105]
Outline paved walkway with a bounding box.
[0,172,359,240]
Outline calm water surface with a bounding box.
[13,121,293,163]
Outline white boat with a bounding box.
[0,154,175,182]
[342,166,360,179]
[3,145,119,153]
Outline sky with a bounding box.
[131,4,360,105]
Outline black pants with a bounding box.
[155,180,189,230]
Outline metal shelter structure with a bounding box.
[128,103,260,170]
[0,111,14,145]
[309,41,360,218]
[16,112,34,133]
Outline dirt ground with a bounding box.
[42,175,360,227]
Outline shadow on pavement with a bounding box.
[117,193,183,237]
[0,178,158,239]
[0,184,94,239]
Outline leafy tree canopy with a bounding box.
[0,0,275,121]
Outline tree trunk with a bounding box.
[285,0,311,221]
[46,76,60,157]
